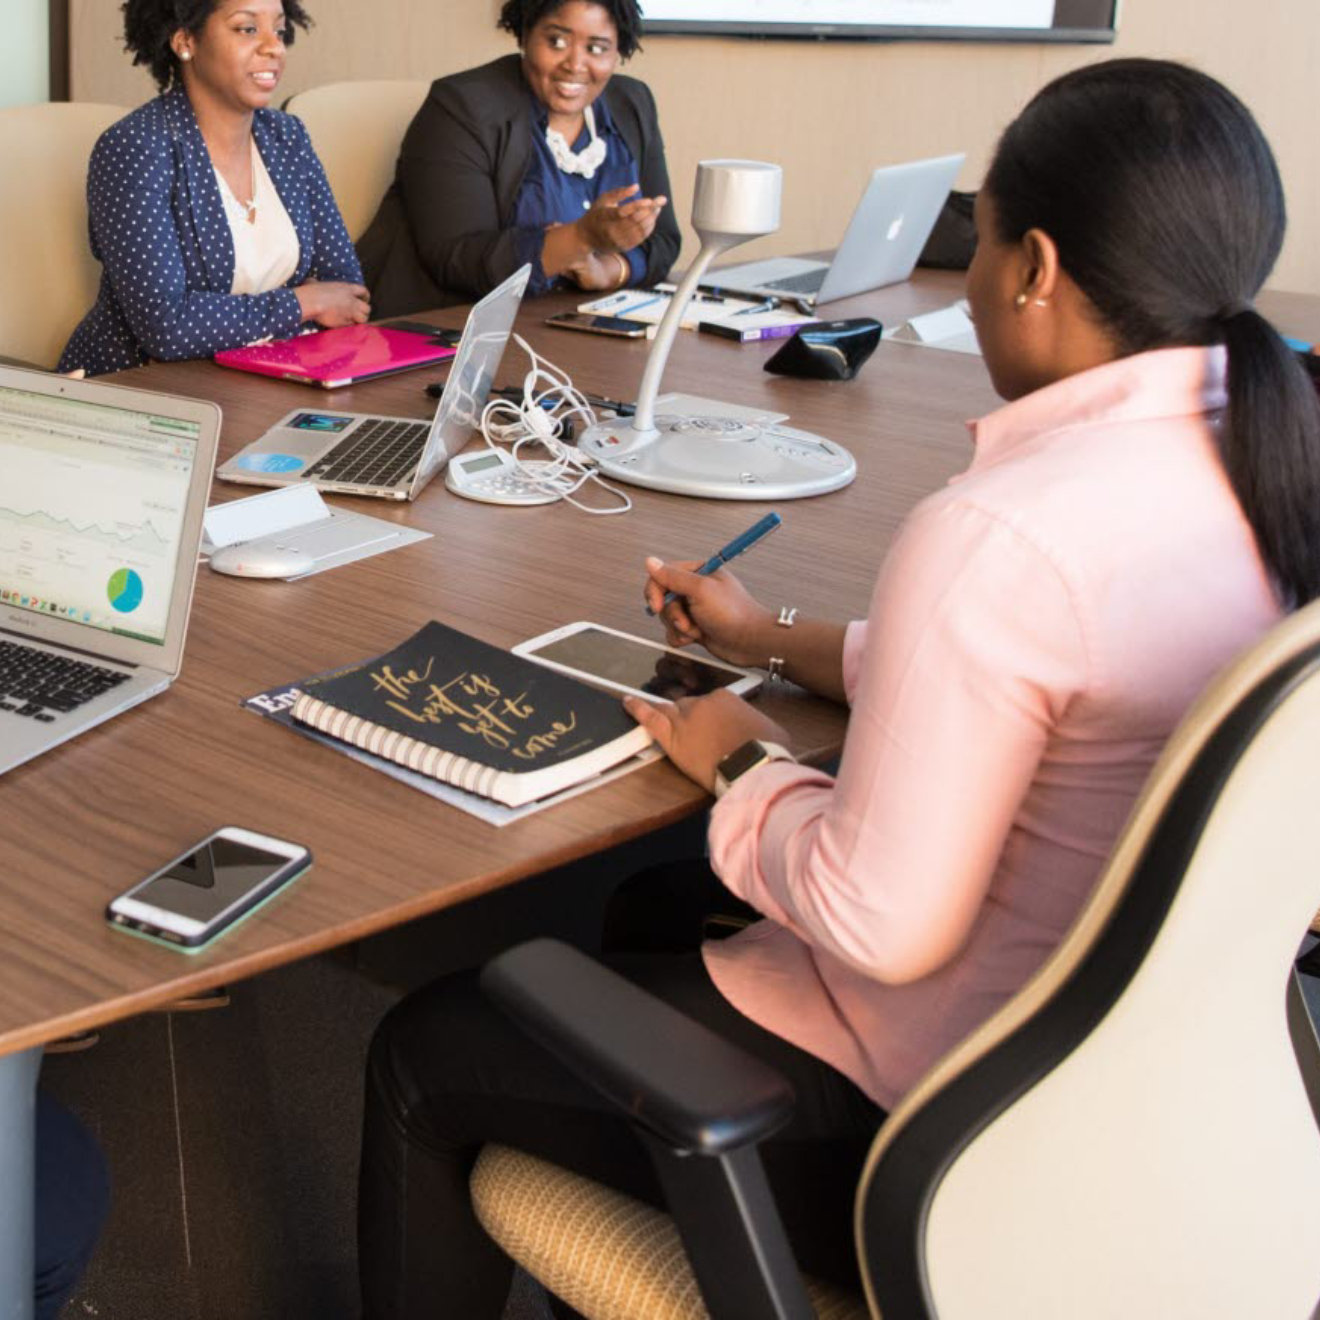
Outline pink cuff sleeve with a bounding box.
[841,620,868,705]
[708,760,837,931]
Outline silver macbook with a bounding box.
[0,365,219,776]
[217,264,531,501]
[704,154,965,308]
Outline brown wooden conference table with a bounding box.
[1,271,1316,1312]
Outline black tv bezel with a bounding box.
[643,3,1118,45]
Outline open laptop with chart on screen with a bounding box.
[0,366,218,776]
[703,154,965,308]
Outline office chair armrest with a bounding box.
[481,938,795,1155]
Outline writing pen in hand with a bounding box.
[646,512,783,616]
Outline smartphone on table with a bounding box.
[513,622,761,703]
[544,312,648,339]
[106,826,311,952]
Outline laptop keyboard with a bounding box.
[0,640,130,723]
[303,417,431,489]
[760,269,827,295]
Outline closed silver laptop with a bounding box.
[216,265,530,501]
[704,154,965,308]
[0,365,218,776]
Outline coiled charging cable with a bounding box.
[478,335,632,515]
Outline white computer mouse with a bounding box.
[208,542,316,579]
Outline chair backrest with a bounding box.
[0,102,125,370]
[283,79,429,243]
[858,599,1320,1319]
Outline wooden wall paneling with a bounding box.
[48,0,69,100]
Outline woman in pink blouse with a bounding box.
[357,59,1320,1318]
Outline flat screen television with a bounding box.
[643,1,1118,44]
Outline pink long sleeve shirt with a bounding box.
[703,346,1281,1110]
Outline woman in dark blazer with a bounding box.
[358,0,681,319]
[60,0,368,377]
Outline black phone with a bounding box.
[383,319,462,347]
[106,827,311,951]
[544,312,648,339]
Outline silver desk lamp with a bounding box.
[578,159,856,500]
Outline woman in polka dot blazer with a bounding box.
[60,0,368,377]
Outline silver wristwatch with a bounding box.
[713,739,796,798]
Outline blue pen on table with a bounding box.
[595,291,665,318]
[647,512,783,616]
[730,296,781,318]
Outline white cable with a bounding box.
[476,334,632,515]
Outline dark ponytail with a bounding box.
[986,59,1320,607]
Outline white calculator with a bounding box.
[444,449,560,506]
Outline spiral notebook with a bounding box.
[285,621,653,808]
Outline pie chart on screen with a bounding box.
[107,568,144,614]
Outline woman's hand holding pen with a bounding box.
[643,555,852,704]
[643,557,775,668]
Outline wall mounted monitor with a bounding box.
[643,1,1118,44]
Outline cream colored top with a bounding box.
[214,141,299,297]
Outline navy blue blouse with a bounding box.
[511,93,647,297]
[59,90,362,377]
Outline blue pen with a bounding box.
[648,512,783,615]
[609,292,665,317]
[731,296,781,318]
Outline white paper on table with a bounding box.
[203,485,431,579]
[203,484,329,551]
[884,301,982,356]
[578,288,762,337]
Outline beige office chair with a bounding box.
[282,80,428,243]
[0,102,125,370]
[473,597,1320,1319]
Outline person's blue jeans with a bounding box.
[36,1092,109,1320]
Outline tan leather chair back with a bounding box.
[283,80,429,243]
[0,103,126,370]
[859,598,1320,1318]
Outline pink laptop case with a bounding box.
[214,325,456,388]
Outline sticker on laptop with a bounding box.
[233,453,306,473]
[289,413,354,433]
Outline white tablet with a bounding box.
[513,622,762,702]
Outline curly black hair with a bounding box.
[122,0,312,92]
[497,0,643,61]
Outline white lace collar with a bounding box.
[544,105,608,180]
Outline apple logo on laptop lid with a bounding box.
[886,215,905,242]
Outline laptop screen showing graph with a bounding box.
[0,382,201,648]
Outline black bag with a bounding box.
[917,190,977,271]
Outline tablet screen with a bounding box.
[526,627,745,700]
